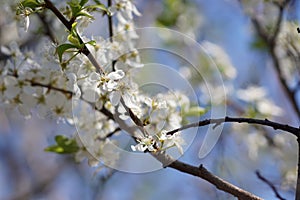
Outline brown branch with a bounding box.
[166,116,300,137]
[152,153,263,200]
[115,100,265,199]
[256,171,286,200]
[107,0,113,42]
[30,81,73,96]
[37,2,292,199]
[107,0,116,71]
[97,127,121,140]
[43,0,105,74]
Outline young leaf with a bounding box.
[76,10,94,19]
[20,0,41,10]
[45,135,79,154]
[80,0,89,6]
[86,40,96,46]
[56,43,79,63]
[67,0,82,18]
[85,4,110,16]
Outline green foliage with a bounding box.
[67,0,110,20]
[45,135,79,154]
[56,22,96,65]
[56,22,81,63]
[56,43,79,63]
[19,0,42,10]
[16,0,44,16]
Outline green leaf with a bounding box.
[86,40,96,46]
[76,10,94,19]
[44,146,65,153]
[56,43,79,62]
[67,0,82,18]
[70,22,78,36]
[80,0,89,6]
[67,34,80,45]
[45,135,79,154]
[20,0,41,9]
[85,4,110,15]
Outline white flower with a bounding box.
[159,130,185,155]
[17,6,32,32]
[4,76,21,99]
[110,90,121,106]
[236,85,283,116]
[257,99,283,116]
[81,73,101,103]
[131,135,156,152]
[66,73,81,98]
[111,0,141,20]
[102,70,125,91]
[236,86,266,102]
[201,41,237,79]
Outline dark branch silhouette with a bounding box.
[166,117,299,137]
[256,171,286,200]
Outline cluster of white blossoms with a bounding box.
[236,85,283,116]
[0,42,72,120]
[0,0,202,167]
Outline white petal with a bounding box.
[131,145,137,151]
[89,72,100,82]
[107,70,125,80]
[24,16,30,32]
[109,91,121,106]
[82,89,99,102]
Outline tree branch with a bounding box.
[153,153,263,200]
[166,116,299,137]
[38,1,297,199]
[256,171,286,200]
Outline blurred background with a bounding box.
[0,0,300,199]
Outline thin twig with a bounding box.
[166,116,300,137]
[30,81,73,96]
[97,127,121,140]
[107,0,116,71]
[256,171,286,200]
